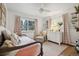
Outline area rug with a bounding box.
[5,41,68,56]
[43,42,68,56]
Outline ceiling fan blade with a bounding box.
[39,8,50,13]
[44,9,50,12]
[38,4,50,13]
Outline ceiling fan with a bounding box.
[38,4,50,13]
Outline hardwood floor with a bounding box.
[43,41,79,56]
[59,46,79,56]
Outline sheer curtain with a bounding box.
[62,13,71,44]
[77,14,79,28]
[48,17,51,30]
[34,19,38,36]
[14,16,22,36]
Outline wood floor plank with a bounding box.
[59,46,79,56]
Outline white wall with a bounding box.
[48,5,79,45]
[6,9,44,38]
[67,12,79,45]
[6,5,79,44]
[63,5,79,45]
[37,18,44,34]
[43,5,79,45]
[6,10,15,33]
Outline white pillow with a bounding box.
[11,33,20,45]
[5,29,11,36]
[0,26,11,36]
[0,26,12,47]
[0,26,20,46]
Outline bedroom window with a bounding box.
[21,17,35,31]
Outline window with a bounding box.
[21,17,35,31]
[28,21,35,30]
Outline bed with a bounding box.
[0,26,43,56]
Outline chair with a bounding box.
[75,40,79,53]
[34,31,47,43]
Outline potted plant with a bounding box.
[73,5,79,31]
[74,5,79,14]
[58,22,63,26]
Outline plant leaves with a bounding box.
[74,5,79,14]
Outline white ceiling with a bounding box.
[6,3,78,17]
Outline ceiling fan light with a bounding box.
[39,8,44,12]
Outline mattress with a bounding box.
[16,36,35,46]
[5,36,41,56]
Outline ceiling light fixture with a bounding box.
[39,4,50,13]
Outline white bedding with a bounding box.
[6,36,41,56]
[16,36,35,46]
[0,26,41,56]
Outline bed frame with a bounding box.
[0,41,43,56]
